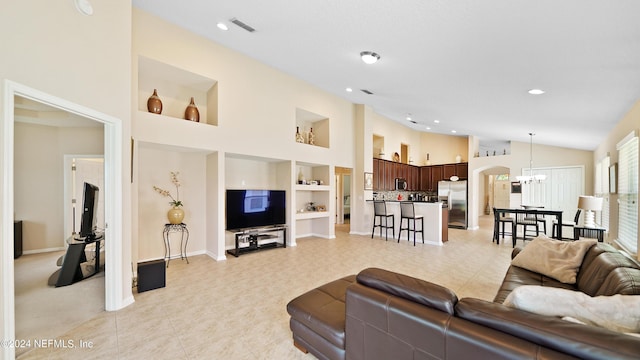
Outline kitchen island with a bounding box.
[367,201,447,246]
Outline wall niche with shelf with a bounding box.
[295,108,329,148]
[137,56,218,126]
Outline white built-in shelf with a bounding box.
[134,111,218,151]
[295,184,330,191]
[296,212,330,220]
[137,56,218,126]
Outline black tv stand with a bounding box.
[227,226,287,257]
[48,233,104,287]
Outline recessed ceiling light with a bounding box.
[434,120,440,124]
[406,116,412,121]
[528,89,545,95]
[425,126,431,130]
[451,130,457,133]
[345,87,353,92]
[217,23,229,31]
[360,51,380,64]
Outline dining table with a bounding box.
[493,207,563,246]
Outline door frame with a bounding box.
[2,80,124,359]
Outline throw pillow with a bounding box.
[503,285,640,333]
[511,236,597,284]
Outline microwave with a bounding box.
[395,178,407,190]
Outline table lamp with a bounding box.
[577,196,603,228]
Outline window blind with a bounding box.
[617,133,638,254]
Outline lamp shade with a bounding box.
[577,196,603,211]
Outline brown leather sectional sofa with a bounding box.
[287,243,640,359]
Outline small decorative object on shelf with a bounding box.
[297,167,306,184]
[455,154,462,163]
[153,171,185,224]
[307,127,315,145]
[295,126,305,143]
[184,97,200,122]
[147,89,162,114]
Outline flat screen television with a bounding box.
[79,182,99,239]
[226,189,286,230]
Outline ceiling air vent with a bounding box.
[360,89,374,95]
[230,18,256,32]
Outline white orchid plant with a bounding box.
[153,171,183,207]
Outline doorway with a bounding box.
[2,81,125,360]
[335,167,352,232]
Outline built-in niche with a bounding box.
[137,56,218,125]
[373,134,385,159]
[295,108,329,148]
[476,139,511,157]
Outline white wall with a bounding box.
[137,145,208,261]
[14,123,104,252]
[1,0,133,348]
[593,100,640,259]
[468,138,594,229]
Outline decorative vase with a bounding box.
[184,97,200,122]
[147,89,162,114]
[307,127,315,145]
[167,206,185,224]
[295,126,305,143]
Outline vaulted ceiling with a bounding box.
[134,1,640,150]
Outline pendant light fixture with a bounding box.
[517,133,546,184]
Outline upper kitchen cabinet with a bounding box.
[444,162,468,180]
[296,108,329,148]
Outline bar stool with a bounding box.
[372,200,394,240]
[398,202,424,246]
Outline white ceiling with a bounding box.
[135,1,640,150]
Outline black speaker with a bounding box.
[137,259,166,292]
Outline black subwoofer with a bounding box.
[137,259,166,292]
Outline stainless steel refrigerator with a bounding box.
[438,180,468,229]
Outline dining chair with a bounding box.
[515,212,540,246]
[372,200,394,240]
[398,201,424,246]
[493,208,514,244]
[552,209,581,240]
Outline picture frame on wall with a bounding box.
[511,182,522,194]
[364,172,373,190]
[609,163,617,194]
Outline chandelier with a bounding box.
[516,133,546,184]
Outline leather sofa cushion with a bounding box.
[286,275,356,349]
[456,298,640,360]
[577,248,640,296]
[356,267,458,314]
[493,264,576,303]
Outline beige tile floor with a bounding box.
[17,215,515,359]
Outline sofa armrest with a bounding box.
[456,298,640,360]
[511,247,522,259]
[356,268,458,314]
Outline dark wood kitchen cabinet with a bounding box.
[373,158,468,191]
[420,166,431,191]
[373,158,380,190]
[456,163,468,179]
[409,165,420,190]
[431,165,444,187]
[443,164,456,179]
